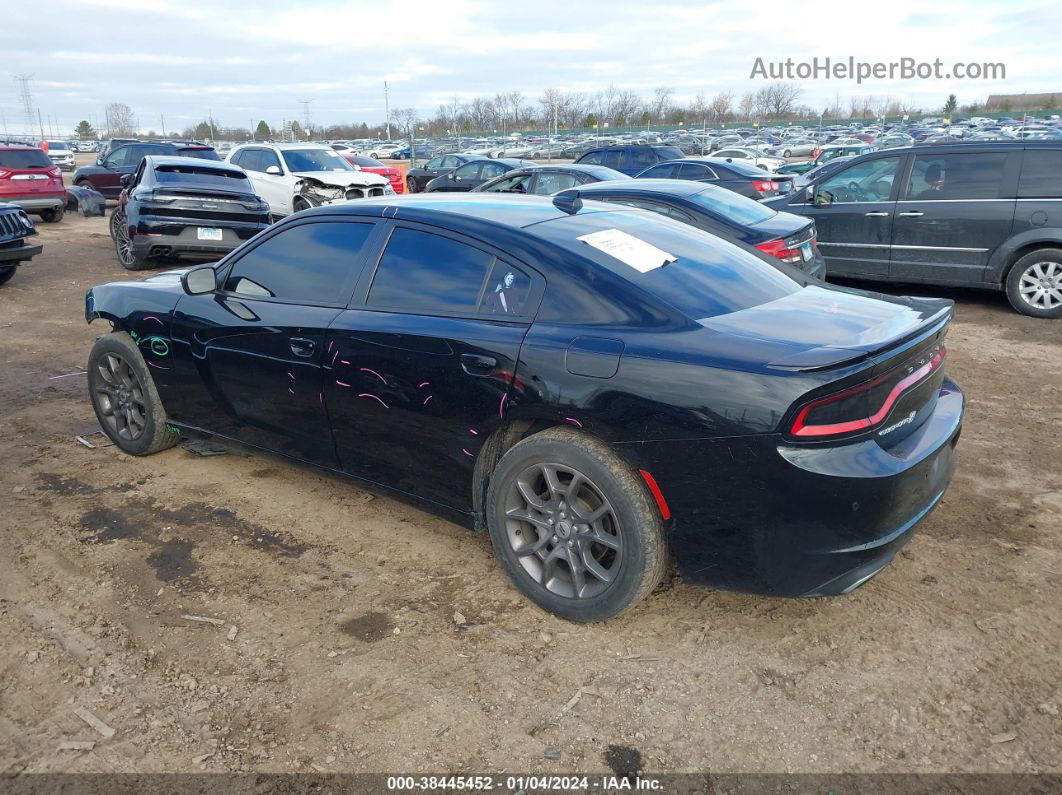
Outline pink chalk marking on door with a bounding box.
[358,393,389,409]
[468,428,479,435]
[423,395,433,406]
[461,448,473,457]
[142,315,164,326]
[330,350,339,366]
[340,359,350,365]
[499,393,508,418]
[147,361,169,370]
[360,367,385,383]
[418,381,430,388]
[564,417,583,428]
[336,380,351,387]
[288,387,295,395]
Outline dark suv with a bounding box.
[763,142,1062,317]
[110,156,269,270]
[74,141,220,198]
[0,202,42,285]
[575,145,685,176]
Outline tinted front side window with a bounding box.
[1018,150,1062,198]
[579,151,604,165]
[818,157,900,204]
[367,227,494,314]
[906,152,1007,200]
[224,222,373,304]
[532,171,580,194]
[479,161,509,179]
[601,150,624,169]
[627,149,656,169]
[639,163,675,178]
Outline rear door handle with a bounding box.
[460,353,497,375]
[898,211,924,217]
[864,211,890,217]
[289,337,315,358]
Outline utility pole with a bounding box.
[37,108,45,139]
[161,114,166,137]
[300,100,312,139]
[383,81,391,140]
[15,74,35,137]
[1,109,7,138]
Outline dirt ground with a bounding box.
[1,205,1060,780]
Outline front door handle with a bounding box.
[460,353,497,375]
[864,211,890,217]
[898,211,924,217]
[289,337,316,358]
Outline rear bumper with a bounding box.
[623,378,964,597]
[131,217,267,260]
[4,195,65,212]
[0,241,42,262]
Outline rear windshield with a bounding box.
[155,165,252,189]
[536,209,800,319]
[716,159,774,177]
[175,147,221,161]
[690,186,776,225]
[350,155,384,167]
[0,149,52,168]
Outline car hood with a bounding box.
[292,170,387,186]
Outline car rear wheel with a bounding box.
[110,211,150,270]
[783,149,792,158]
[486,427,667,622]
[87,332,181,456]
[406,176,418,193]
[1006,249,1062,318]
[0,266,16,286]
[39,206,64,223]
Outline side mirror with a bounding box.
[96,157,104,167]
[181,265,218,295]
[120,174,132,187]
[451,174,460,181]
[265,165,281,175]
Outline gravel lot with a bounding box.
[1,201,1060,778]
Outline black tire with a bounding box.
[406,176,418,193]
[0,265,16,286]
[87,332,181,456]
[292,196,312,213]
[485,427,667,622]
[110,211,151,270]
[1005,248,1062,318]
[783,149,792,158]
[39,206,64,223]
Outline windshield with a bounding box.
[0,149,52,168]
[690,186,776,225]
[281,148,354,172]
[47,142,71,150]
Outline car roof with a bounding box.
[145,155,245,171]
[570,179,711,198]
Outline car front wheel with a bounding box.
[1006,249,1062,318]
[406,176,418,193]
[87,332,181,455]
[486,427,667,622]
[0,265,16,285]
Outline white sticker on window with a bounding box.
[576,229,677,273]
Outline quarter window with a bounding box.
[223,222,373,304]
[532,172,580,194]
[480,261,532,316]
[367,227,494,314]
[906,152,1007,200]
[1018,150,1062,198]
[479,161,510,179]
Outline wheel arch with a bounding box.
[988,230,1062,284]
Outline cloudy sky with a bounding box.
[2,0,1061,136]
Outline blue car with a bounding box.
[84,193,963,620]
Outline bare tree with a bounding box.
[738,92,755,120]
[105,102,136,137]
[652,86,674,121]
[710,91,734,122]
[755,82,802,118]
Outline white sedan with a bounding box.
[711,147,785,172]
[360,142,402,159]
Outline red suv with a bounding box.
[0,144,66,222]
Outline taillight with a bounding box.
[751,179,779,193]
[755,238,802,263]
[790,346,946,439]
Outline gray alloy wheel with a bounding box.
[87,332,180,455]
[92,351,148,442]
[503,462,622,600]
[110,211,149,270]
[1017,261,1062,311]
[486,427,667,622]
[1006,248,1062,318]
[783,149,792,158]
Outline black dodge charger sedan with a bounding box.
[84,194,964,621]
[110,156,270,270]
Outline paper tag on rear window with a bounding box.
[576,229,677,273]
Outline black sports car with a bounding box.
[405,154,476,193]
[110,156,270,270]
[84,194,964,621]
[424,158,537,192]
[0,202,41,285]
[554,180,825,278]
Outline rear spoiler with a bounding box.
[768,302,953,372]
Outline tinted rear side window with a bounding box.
[534,211,799,319]
[224,222,373,304]
[0,149,51,168]
[367,227,494,314]
[654,146,685,161]
[1018,149,1062,198]
[906,152,1007,200]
